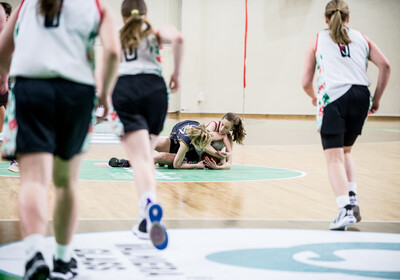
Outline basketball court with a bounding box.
[1,0,400,279]
[1,116,399,279]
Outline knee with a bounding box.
[344,146,352,154]
[325,148,345,164]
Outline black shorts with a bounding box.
[320,85,370,149]
[14,77,95,160]
[0,91,8,107]
[112,74,168,135]
[169,138,180,154]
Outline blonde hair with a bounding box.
[325,0,351,45]
[38,0,61,20]
[185,124,212,149]
[120,0,152,49]
[222,112,246,145]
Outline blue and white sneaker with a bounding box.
[349,191,362,222]
[8,160,20,173]
[329,204,357,230]
[132,203,168,250]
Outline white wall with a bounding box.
[6,0,400,116]
[180,0,400,116]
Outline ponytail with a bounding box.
[325,0,351,45]
[120,0,152,49]
[222,112,246,145]
[38,0,61,20]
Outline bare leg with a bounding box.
[153,136,175,165]
[122,129,155,196]
[52,155,83,245]
[324,148,348,197]
[154,136,171,152]
[344,146,356,183]
[154,152,176,166]
[124,130,168,249]
[18,153,53,237]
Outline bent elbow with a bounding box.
[384,60,391,74]
[302,79,311,92]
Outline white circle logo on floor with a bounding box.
[0,229,399,280]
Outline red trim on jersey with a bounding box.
[95,0,103,21]
[17,0,25,16]
[314,33,319,57]
[360,32,370,51]
[208,121,219,132]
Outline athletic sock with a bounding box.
[55,243,72,263]
[23,234,45,261]
[348,182,357,194]
[139,191,157,217]
[336,195,350,209]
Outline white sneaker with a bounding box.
[132,202,168,250]
[329,205,357,230]
[8,160,20,173]
[349,191,362,222]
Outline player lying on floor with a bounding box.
[109,113,246,169]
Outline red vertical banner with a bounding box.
[243,0,248,89]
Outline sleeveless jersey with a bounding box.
[10,0,101,85]
[170,120,201,163]
[118,29,162,77]
[208,121,225,151]
[315,28,370,106]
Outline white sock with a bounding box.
[336,195,350,209]
[55,243,72,263]
[23,234,45,261]
[348,182,357,193]
[139,191,157,217]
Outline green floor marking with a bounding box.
[0,161,304,182]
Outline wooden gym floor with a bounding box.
[1,114,399,245]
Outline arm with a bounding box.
[302,37,317,106]
[367,38,391,114]
[96,0,121,118]
[204,135,233,170]
[173,142,204,169]
[206,121,217,132]
[155,25,184,92]
[0,6,17,94]
[0,4,18,73]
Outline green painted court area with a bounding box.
[0,161,305,182]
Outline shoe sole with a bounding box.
[148,204,168,250]
[329,217,357,230]
[352,205,362,223]
[132,225,150,240]
[24,264,50,280]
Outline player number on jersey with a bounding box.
[123,48,138,62]
[44,0,64,28]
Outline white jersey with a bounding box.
[10,0,101,86]
[315,28,370,106]
[118,31,162,77]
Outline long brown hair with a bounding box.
[38,0,62,20]
[325,0,351,45]
[120,0,152,49]
[223,112,246,145]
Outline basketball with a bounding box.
[201,152,220,164]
